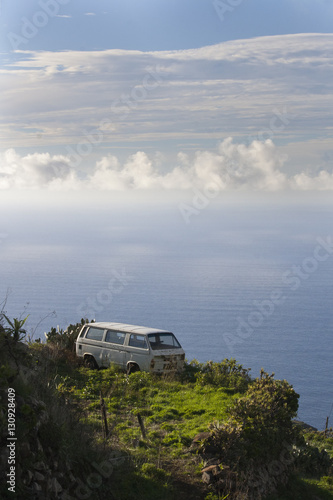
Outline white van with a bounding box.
[75,322,185,374]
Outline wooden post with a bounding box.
[137,413,146,440]
[100,392,109,439]
[324,416,329,437]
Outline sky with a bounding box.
[0,0,333,193]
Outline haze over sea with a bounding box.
[1,192,332,431]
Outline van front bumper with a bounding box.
[150,354,185,373]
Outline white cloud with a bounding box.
[0,149,78,190]
[84,12,96,16]
[1,34,332,148]
[291,170,333,190]
[1,139,333,192]
[1,34,332,178]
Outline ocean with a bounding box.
[1,191,332,430]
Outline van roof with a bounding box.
[88,322,172,336]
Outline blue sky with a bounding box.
[0,0,333,192]
[2,0,333,51]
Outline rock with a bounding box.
[202,471,212,484]
[34,471,46,482]
[293,420,318,432]
[192,431,211,444]
[201,464,220,475]
[28,397,47,411]
[36,438,44,453]
[32,481,42,491]
[66,460,73,471]
[68,471,76,483]
[34,461,47,471]
[201,464,222,484]
[60,489,74,500]
[48,477,63,494]
[20,441,31,458]
[23,470,34,485]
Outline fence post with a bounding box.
[137,413,146,440]
[100,391,109,439]
[324,416,329,437]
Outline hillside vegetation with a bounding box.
[0,318,332,500]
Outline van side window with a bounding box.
[79,326,88,338]
[129,334,148,349]
[85,327,104,341]
[105,330,126,345]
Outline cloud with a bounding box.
[1,139,333,192]
[291,170,333,190]
[1,34,332,178]
[0,149,78,190]
[84,13,96,16]
[1,34,332,151]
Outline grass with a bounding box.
[267,475,333,500]
[47,357,333,500]
[39,357,247,499]
[267,430,333,500]
[304,430,333,457]
[56,365,239,459]
[10,342,332,500]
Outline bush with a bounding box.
[182,358,251,392]
[199,370,301,499]
[45,319,91,351]
[228,370,299,460]
[294,442,333,477]
[1,315,28,342]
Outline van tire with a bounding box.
[84,356,98,369]
[127,363,140,375]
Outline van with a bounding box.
[75,322,185,374]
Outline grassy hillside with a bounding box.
[0,318,332,499]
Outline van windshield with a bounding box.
[148,333,181,350]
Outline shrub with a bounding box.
[196,359,251,392]
[181,358,251,392]
[199,370,301,499]
[294,442,333,477]
[1,315,28,342]
[228,370,299,460]
[45,319,91,351]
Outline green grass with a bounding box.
[304,430,333,457]
[45,362,242,498]
[266,430,333,500]
[20,344,333,500]
[58,366,239,461]
[267,474,333,500]
[48,359,333,498]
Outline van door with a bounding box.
[102,330,127,368]
[125,334,150,371]
[83,326,105,367]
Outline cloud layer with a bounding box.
[1,33,332,184]
[1,34,332,147]
[1,139,333,191]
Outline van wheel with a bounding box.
[84,356,97,369]
[127,364,140,375]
